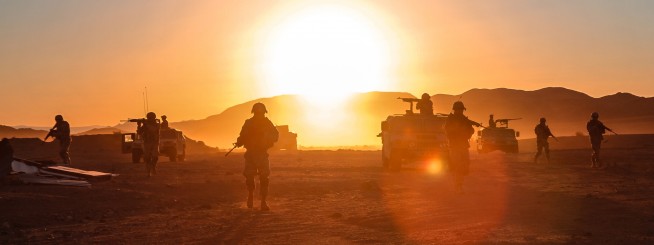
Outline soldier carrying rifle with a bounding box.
[587,112,616,168]
[45,115,71,165]
[234,102,278,211]
[445,101,483,193]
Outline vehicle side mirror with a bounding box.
[516,131,520,137]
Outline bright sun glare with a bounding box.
[258,4,394,105]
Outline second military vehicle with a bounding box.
[121,119,186,163]
[476,118,520,153]
[378,97,450,171]
[271,125,298,151]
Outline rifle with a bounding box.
[606,128,618,135]
[468,119,486,129]
[224,143,239,157]
[551,134,560,142]
[42,124,57,144]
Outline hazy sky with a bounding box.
[1,0,653,126]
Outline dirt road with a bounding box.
[1,149,653,244]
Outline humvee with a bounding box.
[378,98,450,170]
[121,120,186,163]
[476,118,520,153]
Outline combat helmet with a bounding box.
[251,102,268,114]
[540,117,546,123]
[421,93,430,100]
[55,115,63,122]
[146,112,157,120]
[591,112,599,119]
[452,101,466,111]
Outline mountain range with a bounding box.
[4,87,653,148]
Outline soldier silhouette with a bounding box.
[534,117,557,163]
[586,112,614,168]
[445,101,481,193]
[236,102,279,211]
[488,114,496,128]
[161,115,169,129]
[49,115,71,165]
[416,93,434,115]
[141,112,161,177]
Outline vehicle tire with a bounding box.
[382,147,389,168]
[168,148,177,162]
[389,149,402,172]
[132,149,142,163]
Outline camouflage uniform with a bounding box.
[236,110,278,209]
[587,118,609,168]
[52,120,71,165]
[140,119,160,176]
[445,111,475,190]
[534,122,553,163]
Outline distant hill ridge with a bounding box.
[7,87,654,148]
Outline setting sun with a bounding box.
[257,4,395,104]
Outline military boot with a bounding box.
[247,192,254,209]
[260,200,269,211]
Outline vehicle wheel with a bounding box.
[132,149,142,163]
[168,148,177,162]
[389,149,402,172]
[382,147,389,168]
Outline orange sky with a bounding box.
[1,0,653,126]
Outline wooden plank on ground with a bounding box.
[41,166,112,181]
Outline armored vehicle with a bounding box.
[378,98,450,170]
[121,119,186,163]
[271,125,297,151]
[476,118,520,153]
[159,128,186,162]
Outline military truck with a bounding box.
[271,125,297,151]
[476,118,520,153]
[121,119,186,163]
[378,97,450,170]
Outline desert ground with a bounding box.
[1,142,654,244]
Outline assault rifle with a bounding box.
[224,143,240,157]
[42,124,57,144]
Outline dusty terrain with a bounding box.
[1,146,654,244]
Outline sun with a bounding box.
[257,4,395,104]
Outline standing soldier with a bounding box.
[141,112,161,177]
[444,101,480,193]
[161,115,169,129]
[235,102,279,211]
[49,115,71,165]
[416,93,434,115]
[534,117,557,163]
[587,112,614,168]
[488,114,497,128]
